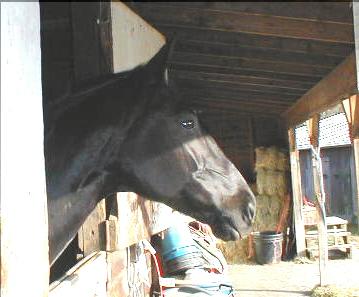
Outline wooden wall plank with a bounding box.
[129,5,354,43]
[288,128,306,257]
[49,252,107,297]
[282,53,357,127]
[78,199,106,257]
[71,2,113,84]
[1,3,49,297]
[114,193,173,249]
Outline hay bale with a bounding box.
[252,195,281,231]
[265,170,277,196]
[274,170,288,198]
[266,146,279,170]
[256,168,266,195]
[277,151,290,172]
[254,147,267,171]
[256,168,288,198]
[217,238,250,264]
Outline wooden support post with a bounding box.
[1,3,49,296]
[342,94,359,230]
[353,1,359,230]
[307,114,328,286]
[288,128,306,257]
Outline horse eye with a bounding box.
[180,120,194,129]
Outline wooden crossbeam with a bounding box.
[282,53,357,127]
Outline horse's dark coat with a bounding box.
[44,43,256,265]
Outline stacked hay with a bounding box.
[254,146,290,233]
[255,146,289,197]
[216,237,250,264]
[217,147,290,263]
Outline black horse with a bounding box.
[44,42,256,265]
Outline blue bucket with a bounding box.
[161,224,205,275]
[161,224,198,262]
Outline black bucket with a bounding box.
[253,231,283,265]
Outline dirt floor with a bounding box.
[227,257,359,297]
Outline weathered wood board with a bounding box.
[49,252,107,297]
[78,198,106,257]
[115,192,174,249]
[111,1,166,73]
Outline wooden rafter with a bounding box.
[129,4,354,43]
[282,53,357,127]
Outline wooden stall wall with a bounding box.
[199,112,286,183]
[299,146,356,221]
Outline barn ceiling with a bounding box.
[125,2,355,118]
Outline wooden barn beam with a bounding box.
[133,2,353,24]
[158,25,353,57]
[172,70,311,92]
[185,93,292,109]
[287,128,307,257]
[128,4,354,43]
[176,78,306,98]
[188,100,285,116]
[171,52,331,78]
[282,53,357,127]
[173,39,344,68]
[181,88,297,105]
[171,62,319,84]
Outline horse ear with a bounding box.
[163,35,177,86]
[143,35,177,87]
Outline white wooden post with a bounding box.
[1,2,49,297]
[352,1,359,231]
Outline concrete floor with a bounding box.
[227,258,359,297]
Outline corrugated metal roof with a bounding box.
[295,112,351,150]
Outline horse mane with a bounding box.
[44,42,173,132]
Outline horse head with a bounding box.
[46,41,256,266]
[114,42,256,241]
